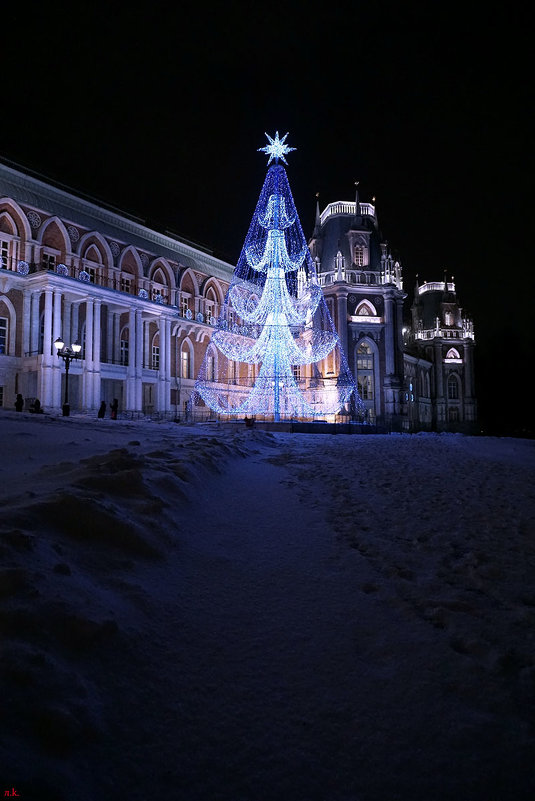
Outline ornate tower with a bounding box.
[408,275,476,431]
[309,193,406,428]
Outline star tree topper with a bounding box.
[258,131,296,165]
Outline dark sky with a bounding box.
[2,3,532,431]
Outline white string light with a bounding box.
[193,134,363,420]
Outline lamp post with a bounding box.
[54,337,82,416]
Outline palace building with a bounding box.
[0,159,476,431]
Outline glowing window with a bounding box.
[181,348,190,379]
[357,343,374,400]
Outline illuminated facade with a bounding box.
[0,160,234,419]
[0,159,476,430]
[309,187,477,431]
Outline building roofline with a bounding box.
[0,157,235,278]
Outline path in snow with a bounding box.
[92,434,535,801]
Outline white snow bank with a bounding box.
[1,411,534,800]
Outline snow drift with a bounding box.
[1,411,534,800]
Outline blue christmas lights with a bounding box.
[193,134,363,420]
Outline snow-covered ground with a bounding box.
[1,410,534,801]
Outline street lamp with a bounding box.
[54,337,82,416]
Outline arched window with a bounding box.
[151,268,169,303]
[355,300,377,318]
[180,339,193,379]
[445,347,461,361]
[120,327,129,366]
[151,333,160,370]
[81,244,103,284]
[205,343,217,381]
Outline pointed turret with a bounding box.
[353,181,362,224]
[312,192,321,238]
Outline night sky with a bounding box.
[2,4,532,434]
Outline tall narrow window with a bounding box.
[120,339,129,366]
[448,374,459,400]
[356,342,374,400]
[152,344,160,370]
[181,347,190,379]
[0,240,9,269]
[207,354,215,381]
[0,317,7,353]
[354,245,364,266]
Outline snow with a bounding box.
[1,410,535,800]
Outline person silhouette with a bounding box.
[98,401,106,419]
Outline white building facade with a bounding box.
[0,160,234,418]
[0,160,476,430]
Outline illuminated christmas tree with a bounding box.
[193,132,362,420]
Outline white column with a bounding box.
[22,290,31,357]
[30,291,40,355]
[384,292,395,376]
[126,307,136,410]
[39,289,54,407]
[71,303,80,345]
[92,299,102,407]
[336,291,348,368]
[165,318,171,412]
[135,309,143,410]
[157,317,165,410]
[83,298,94,410]
[113,312,121,364]
[52,290,63,408]
[157,316,172,412]
[42,289,53,359]
[63,300,72,349]
[107,309,114,363]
